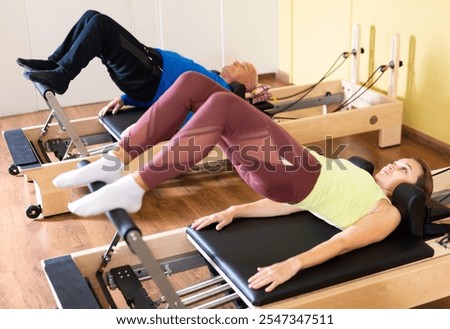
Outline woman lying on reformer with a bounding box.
[52,71,433,293]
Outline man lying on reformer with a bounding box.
[52,71,433,293]
[16,10,258,118]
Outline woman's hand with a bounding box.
[191,207,237,231]
[248,257,301,293]
[98,97,124,116]
[193,199,301,232]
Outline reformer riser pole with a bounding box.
[388,33,401,98]
[27,71,90,158]
[350,23,361,85]
[45,92,90,157]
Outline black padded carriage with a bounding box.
[186,181,436,307]
[186,212,434,306]
[99,106,147,140]
[99,81,274,141]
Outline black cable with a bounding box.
[271,51,350,101]
[335,65,385,110]
[271,53,351,115]
[275,64,388,120]
[334,65,387,112]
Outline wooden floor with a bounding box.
[1,91,450,309]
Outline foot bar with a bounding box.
[78,159,184,308]
[23,67,54,99]
[77,160,140,239]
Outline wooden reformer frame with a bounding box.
[41,170,450,309]
[71,227,449,309]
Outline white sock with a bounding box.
[53,152,124,188]
[68,174,146,217]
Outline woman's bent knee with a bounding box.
[177,71,209,84]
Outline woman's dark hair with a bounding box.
[412,158,433,199]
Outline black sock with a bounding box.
[23,67,71,94]
[17,58,58,71]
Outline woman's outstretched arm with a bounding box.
[247,199,401,292]
[192,198,303,231]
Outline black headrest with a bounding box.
[348,156,426,238]
[211,69,246,99]
[391,183,426,238]
[228,81,246,99]
[348,155,374,175]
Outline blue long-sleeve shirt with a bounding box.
[120,49,230,109]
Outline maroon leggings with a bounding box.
[119,72,321,203]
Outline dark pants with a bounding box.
[49,10,162,102]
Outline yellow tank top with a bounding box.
[294,151,389,229]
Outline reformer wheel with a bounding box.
[8,164,19,176]
[26,205,42,219]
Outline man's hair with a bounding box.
[413,158,433,199]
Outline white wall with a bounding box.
[0,0,278,117]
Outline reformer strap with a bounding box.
[120,36,162,73]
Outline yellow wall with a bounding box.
[279,0,450,144]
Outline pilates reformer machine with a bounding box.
[42,158,450,309]
[2,75,112,219]
[3,24,404,219]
